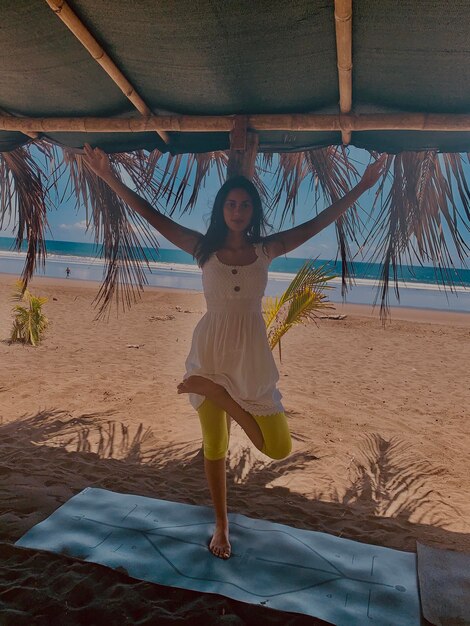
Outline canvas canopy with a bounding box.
[1,1,469,317]
[1,0,470,155]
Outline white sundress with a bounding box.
[184,242,284,416]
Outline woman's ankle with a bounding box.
[215,516,229,529]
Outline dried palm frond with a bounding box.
[263,152,309,222]
[0,144,51,287]
[362,152,470,317]
[262,147,362,293]
[60,148,164,318]
[145,151,227,215]
[145,150,273,217]
[2,139,469,321]
[264,259,336,359]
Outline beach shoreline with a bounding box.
[2,271,469,327]
[1,272,469,624]
[2,241,470,313]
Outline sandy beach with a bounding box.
[1,272,469,625]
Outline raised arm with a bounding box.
[264,155,387,259]
[83,144,202,256]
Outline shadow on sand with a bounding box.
[1,408,467,625]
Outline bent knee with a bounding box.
[263,436,292,460]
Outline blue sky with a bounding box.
[1,147,469,263]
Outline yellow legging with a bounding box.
[198,397,292,461]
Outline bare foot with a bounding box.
[177,375,223,398]
[209,522,231,560]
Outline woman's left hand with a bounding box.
[360,154,387,190]
[83,143,114,181]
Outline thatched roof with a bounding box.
[2,0,470,153]
[0,0,470,154]
[1,1,469,315]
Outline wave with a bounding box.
[2,249,469,294]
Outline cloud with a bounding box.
[59,220,88,231]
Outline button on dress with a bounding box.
[184,243,283,416]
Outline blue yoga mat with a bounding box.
[16,487,421,625]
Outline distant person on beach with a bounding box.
[83,143,385,560]
[66,267,71,278]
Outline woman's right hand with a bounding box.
[83,143,114,180]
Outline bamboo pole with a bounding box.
[334,0,353,144]
[251,112,470,132]
[227,117,258,179]
[227,132,258,179]
[0,107,39,140]
[0,115,231,133]
[44,0,169,144]
[2,112,470,134]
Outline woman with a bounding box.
[83,144,385,560]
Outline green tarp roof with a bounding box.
[1,0,469,154]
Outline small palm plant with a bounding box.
[264,260,336,360]
[11,280,49,346]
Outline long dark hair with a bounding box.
[194,176,270,266]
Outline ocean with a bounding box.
[1,236,469,312]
